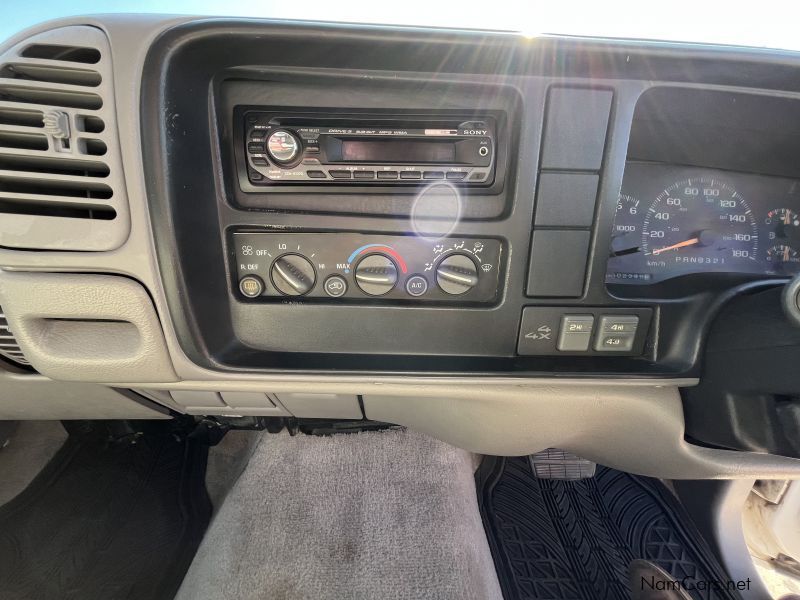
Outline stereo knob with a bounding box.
[436,253,479,295]
[355,254,398,296]
[270,254,316,296]
[266,129,301,164]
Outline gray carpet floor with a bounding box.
[177,428,503,600]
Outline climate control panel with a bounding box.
[232,233,503,303]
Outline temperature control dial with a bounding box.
[270,254,316,296]
[266,130,301,164]
[436,253,478,295]
[355,254,398,296]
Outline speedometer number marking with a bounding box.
[641,178,758,272]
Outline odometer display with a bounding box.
[640,178,758,277]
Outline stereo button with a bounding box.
[353,171,375,179]
[446,172,467,180]
[247,142,264,153]
[329,170,352,179]
[399,171,421,179]
[423,171,444,179]
[266,130,301,164]
[377,171,398,179]
[307,170,326,178]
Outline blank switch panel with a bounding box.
[540,88,613,171]
[529,88,612,299]
[535,172,599,227]
[527,230,591,297]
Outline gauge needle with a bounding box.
[610,246,640,258]
[651,237,700,255]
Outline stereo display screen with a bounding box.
[340,139,456,163]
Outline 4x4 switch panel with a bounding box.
[518,306,652,356]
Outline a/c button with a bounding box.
[405,275,428,297]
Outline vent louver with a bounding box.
[0,307,29,366]
[0,26,129,251]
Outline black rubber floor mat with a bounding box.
[476,456,741,600]
[0,421,211,600]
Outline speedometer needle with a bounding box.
[651,237,700,255]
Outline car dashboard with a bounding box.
[0,16,799,480]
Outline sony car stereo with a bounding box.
[240,110,498,186]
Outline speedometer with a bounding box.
[641,178,758,274]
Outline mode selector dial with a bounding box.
[271,254,316,296]
[355,254,398,296]
[266,129,301,164]
[436,253,479,295]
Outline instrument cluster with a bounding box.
[606,163,800,285]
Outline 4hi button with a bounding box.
[324,275,347,298]
[595,315,639,352]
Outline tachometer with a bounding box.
[606,193,654,283]
[641,178,758,274]
[610,194,642,258]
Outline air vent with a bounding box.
[0,26,129,251]
[0,307,29,366]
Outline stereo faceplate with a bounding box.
[242,110,497,186]
[233,233,503,303]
